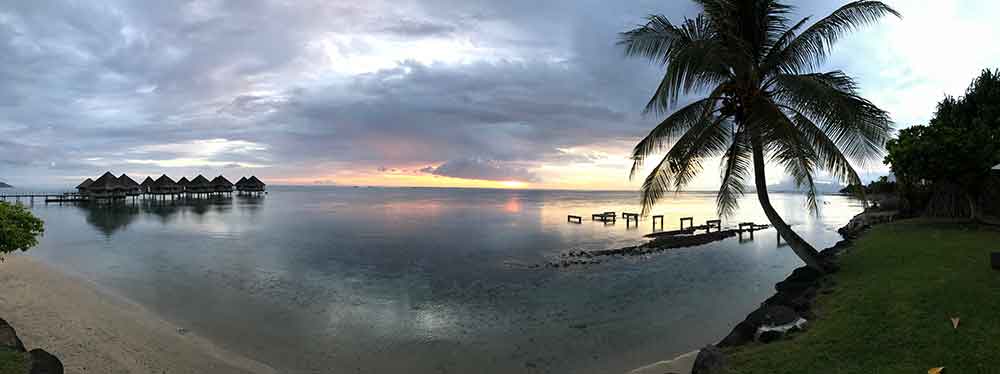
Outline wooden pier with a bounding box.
[591,212,616,223]
[0,193,86,204]
[645,218,769,239]
[652,215,664,231]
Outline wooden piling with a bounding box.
[680,217,694,231]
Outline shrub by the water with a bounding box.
[0,202,44,256]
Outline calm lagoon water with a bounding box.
[14,186,862,373]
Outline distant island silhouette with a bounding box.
[0,181,11,188]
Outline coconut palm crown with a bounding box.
[621,0,898,271]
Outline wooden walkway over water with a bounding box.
[566,210,771,240]
[0,193,88,204]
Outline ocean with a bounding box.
[9,186,862,373]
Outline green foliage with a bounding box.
[885,69,1000,216]
[725,222,1000,373]
[838,175,896,195]
[620,0,897,216]
[0,202,44,255]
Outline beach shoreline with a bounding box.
[0,254,276,374]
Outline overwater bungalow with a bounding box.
[177,177,190,193]
[87,172,128,200]
[118,174,142,197]
[76,178,94,195]
[187,175,213,197]
[211,175,234,195]
[140,176,155,194]
[236,176,266,195]
[150,174,182,198]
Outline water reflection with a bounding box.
[24,187,861,374]
[68,197,265,236]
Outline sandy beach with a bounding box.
[0,254,276,374]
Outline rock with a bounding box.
[717,321,755,347]
[28,349,63,374]
[691,345,726,374]
[0,318,26,352]
[775,267,822,293]
[746,305,798,327]
[757,329,784,343]
[787,288,817,313]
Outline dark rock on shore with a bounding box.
[29,349,63,374]
[746,305,799,326]
[0,318,64,374]
[691,345,726,374]
[775,267,822,293]
[717,321,756,347]
[0,318,26,352]
[550,230,742,268]
[717,218,870,348]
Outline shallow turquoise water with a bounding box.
[13,186,862,373]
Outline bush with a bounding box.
[0,202,44,256]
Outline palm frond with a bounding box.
[629,96,723,179]
[784,106,864,187]
[620,14,733,114]
[640,115,731,215]
[770,71,892,168]
[716,125,752,217]
[769,1,899,75]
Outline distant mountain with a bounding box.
[761,179,846,194]
[0,181,11,188]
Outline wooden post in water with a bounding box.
[680,217,694,231]
[738,222,755,240]
[706,219,721,233]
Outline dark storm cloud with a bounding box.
[422,158,539,182]
[272,59,639,164]
[0,0,906,186]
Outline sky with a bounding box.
[1,0,998,190]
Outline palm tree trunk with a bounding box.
[751,140,826,272]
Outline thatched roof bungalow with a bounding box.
[87,172,127,198]
[76,178,94,195]
[211,175,234,193]
[177,177,190,192]
[118,174,142,196]
[237,176,266,192]
[187,175,213,194]
[140,176,155,194]
[150,174,182,194]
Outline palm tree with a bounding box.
[621,0,898,271]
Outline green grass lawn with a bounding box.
[0,348,27,374]
[725,221,1000,374]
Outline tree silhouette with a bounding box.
[621,0,898,271]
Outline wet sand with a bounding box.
[0,254,276,374]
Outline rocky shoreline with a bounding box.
[676,211,883,374]
[0,318,63,374]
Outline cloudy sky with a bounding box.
[1,0,997,189]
